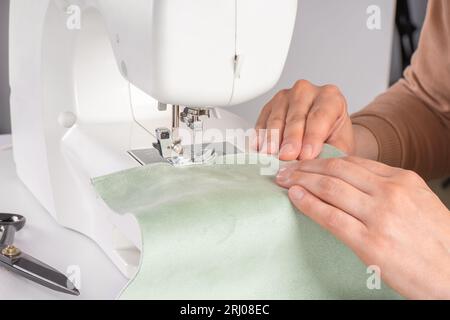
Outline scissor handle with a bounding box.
[0,213,26,232]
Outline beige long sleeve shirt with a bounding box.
[352,0,450,180]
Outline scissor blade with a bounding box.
[8,253,80,296]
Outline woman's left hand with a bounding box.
[276,156,450,299]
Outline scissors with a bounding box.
[0,213,80,296]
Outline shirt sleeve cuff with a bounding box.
[351,114,403,168]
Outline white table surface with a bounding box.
[0,135,11,150]
[0,135,127,300]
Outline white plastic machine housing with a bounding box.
[9,0,297,278]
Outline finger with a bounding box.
[255,94,276,129]
[256,129,267,152]
[292,157,380,195]
[262,128,281,155]
[278,171,371,222]
[344,156,400,177]
[255,105,271,132]
[264,95,289,154]
[280,81,317,160]
[255,104,273,151]
[289,186,367,249]
[256,90,288,152]
[300,86,346,160]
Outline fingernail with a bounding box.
[277,177,291,185]
[290,187,305,200]
[280,144,294,155]
[276,170,288,180]
[301,144,313,159]
[276,169,291,183]
[268,141,279,154]
[278,167,288,174]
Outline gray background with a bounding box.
[0,0,428,133]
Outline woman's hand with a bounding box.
[277,157,450,299]
[256,80,355,160]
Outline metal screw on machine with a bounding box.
[2,245,21,257]
[153,127,183,159]
[0,213,80,296]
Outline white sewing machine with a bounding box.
[9,0,297,278]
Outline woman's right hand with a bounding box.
[255,80,356,160]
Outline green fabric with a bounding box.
[93,145,401,299]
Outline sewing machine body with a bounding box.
[9,0,297,277]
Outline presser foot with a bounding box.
[149,127,219,166]
[128,142,240,167]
